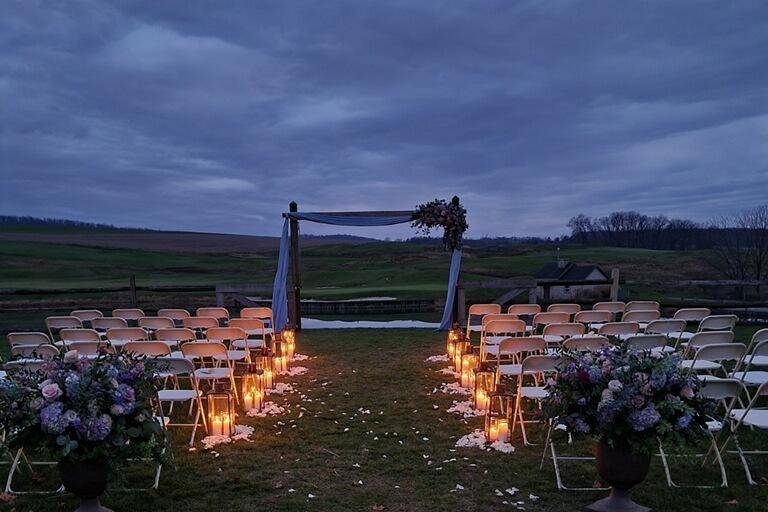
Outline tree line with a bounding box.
[567,206,768,282]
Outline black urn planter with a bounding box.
[59,459,114,512]
[585,441,651,512]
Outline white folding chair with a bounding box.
[507,304,541,333]
[180,342,239,404]
[10,344,59,360]
[240,307,275,331]
[743,329,768,367]
[465,303,502,336]
[70,309,103,327]
[154,328,196,355]
[196,307,230,327]
[645,319,687,352]
[592,301,626,321]
[105,327,149,350]
[229,319,269,350]
[681,331,735,359]
[44,316,82,343]
[7,332,51,347]
[182,316,219,339]
[112,308,146,326]
[625,334,669,353]
[123,341,172,357]
[157,308,191,327]
[512,354,562,446]
[531,312,571,337]
[680,343,746,379]
[721,381,768,485]
[621,310,660,331]
[67,341,117,358]
[155,357,207,446]
[59,328,101,350]
[597,322,639,340]
[542,323,585,351]
[495,336,547,387]
[138,316,175,335]
[205,327,250,365]
[730,340,768,388]
[658,378,744,488]
[562,335,611,353]
[91,316,128,336]
[481,318,526,361]
[574,310,613,332]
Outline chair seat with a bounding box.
[542,335,564,343]
[679,360,721,371]
[498,364,522,376]
[158,389,201,401]
[729,371,768,386]
[0,370,6,380]
[484,345,499,357]
[520,386,548,399]
[154,416,171,427]
[588,323,605,331]
[745,355,768,367]
[706,419,724,432]
[483,335,510,345]
[730,409,768,428]
[467,325,483,333]
[108,339,134,348]
[650,346,675,354]
[194,367,232,379]
[670,331,694,341]
[232,339,265,349]
[245,328,273,336]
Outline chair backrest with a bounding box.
[563,335,611,352]
[206,327,247,344]
[645,319,687,336]
[484,319,527,336]
[7,332,51,346]
[138,317,175,330]
[498,336,546,358]
[106,327,148,342]
[592,301,626,314]
[45,316,82,330]
[92,317,129,331]
[196,307,229,320]
[240,307,273,322]
[547,303,581,315]
[183,316,220,331]
[123,341,172,357]
[689,331,735,348]
[692,343,746,364]
[574,310,613,324]
[625,300,660,312]
[60,328,102,343]
[70,309,104,322]
[700,378,743,403]
[468,303,502,317]
[507,304,541,316]
[621,310,661,323]
[157,308,191,321]
[154,327,197,344]
[180,341,228,360]
[229,318,267,333]
[542,323,585,338]
[673,308,711,322]
[156,356,196,377]
[625,334,668,352]
[598,322,639,336]
[112,308,146,321]
[11,344,59,359]
[750,328,768,349]
[698,315,737,332]
[532,312,570,327]
[68,341,116,356]
[521,354,562,374]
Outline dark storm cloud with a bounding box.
[2,1,768,237]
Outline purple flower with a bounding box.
[573,417,591,433]
[629,404,661,431]
[86,414,113,441]
[588,367,603,383]
[40,401,66,434]
[675,414,693,431]
[41,383,62,401]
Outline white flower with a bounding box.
[608,379,623,391]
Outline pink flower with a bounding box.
[41,383,62,401]
[680,386,694,399]
[64,350,79,363]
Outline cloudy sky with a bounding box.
[2,1,768,239]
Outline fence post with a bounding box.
[610,268,620,301]
[289,201,302,331]
[216,285,225,307]
[129,275,137,307]
[529,285,538,304]
[455,283,466,325]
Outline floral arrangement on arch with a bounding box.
[411,196,468,251]
[543,348,714,454]
[0,351,167,468]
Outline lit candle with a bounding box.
[461,369,474,388]
[244,391,254,411]
[453,352,462,373]
[447,341,455,358]
[475,390,490,412]
[497,419,509,443]
[211,415,224,436]
[222,414,231,436]
[264,369,273,389]
[488,421,499,443]
[253,390,262,411]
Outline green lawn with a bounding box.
[4,328,768,511]
[0,240,718,304]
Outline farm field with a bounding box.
[4,328,768,512]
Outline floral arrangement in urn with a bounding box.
[544,348,713,454]
[0,351,166,510]
[543,348,714,512]
[411,196,468,251]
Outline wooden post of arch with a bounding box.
[289,201,302,330]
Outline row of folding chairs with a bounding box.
[43,307,275,341]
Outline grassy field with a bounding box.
[0,239,715,300]
[3,328,768,511]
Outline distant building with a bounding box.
[535,260,610,300]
